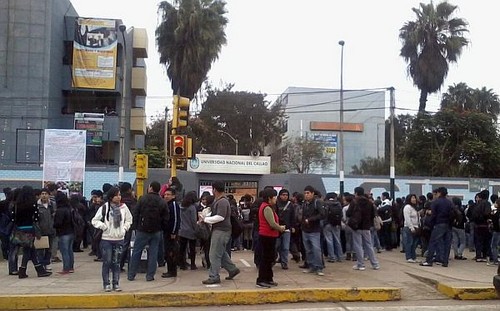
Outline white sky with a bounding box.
[70,0,499,121]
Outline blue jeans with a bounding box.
[128,230,161,281]
[402,227,419,260]
[8,243,19,274]
[371,227,381,251]
[208,230,238,281]
[490,231,500,263]
[302,231,323,271]
[451,227,466,257]
[425,223,452,265]
[101,239,123,287]
[323,224,343,260]
[58,233,75,271]
[352,229,379,268]
[275,230,291,265]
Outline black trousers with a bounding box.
[164,235,179,275]
[257,235,277,284]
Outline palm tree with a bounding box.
[399,2,469,112]
[156,0,228,99]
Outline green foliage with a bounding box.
[156,0,228,98]
[399,1,469,112]
[145,114,166,150]
[134,147,166,168]
[351,157,389,175]
[190,84,286,155]
[281,136,333,174]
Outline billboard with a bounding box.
[72,18,118,89]
[74,112,104,146]
[43,129,87,196]
[309,133,337,174]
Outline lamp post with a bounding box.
[118,24,127,183]
[338,40,345,195]
[217,129,239,155]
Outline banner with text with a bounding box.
[309,133,337,174]
[43,129,87,196]
[72,18,118,89]
[188,154,271,174]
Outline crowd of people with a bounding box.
[1,180,499,291]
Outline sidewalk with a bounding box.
[0,248,496,310]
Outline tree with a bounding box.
[156,0,228,98]
[190,84,285,155]
[281,137,333,174]
[442,83,500,120]
[399,2,469,112]
[351,157,389,175]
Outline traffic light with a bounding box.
[172,95,190,129]
[135,154,148,179]
[170,134,187,157]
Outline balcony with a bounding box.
[132,28,148,59]
[131,67,147,96]
[130,108,146,135]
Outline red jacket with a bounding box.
[258,202,279,237]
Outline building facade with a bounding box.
[0,0,147,190]
[271,86,386,174]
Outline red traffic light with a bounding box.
[170,135,186,157]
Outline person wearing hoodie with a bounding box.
[378,192,393,251]
[178,191,199,270]
[347,186,380,271]
[36,188,56,271]
[92,187,133,292]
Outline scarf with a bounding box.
[110,203,122,228]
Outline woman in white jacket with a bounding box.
[92,187,133,292]
[402,194,420,263]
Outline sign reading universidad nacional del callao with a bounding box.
[188,154,271,175]
[72,17,118,90]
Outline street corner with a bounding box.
[436,283,498,300]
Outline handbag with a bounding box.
[34,235,50,249]
[10,228,35,248]
[195,222,210,241]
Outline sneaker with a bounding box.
[202,278,221,285]
[302,269,315,274]
[51,257,62,263]
[373,265,381,270]
[487,261,499,266]
[256,282,271,288]
[407,259,416,263]
[45,265,53,271]
[420,262,433,267]
[352,265,366,271]
[57,270,70,275]
[327,258,336,263]
[161,272,177,278]
[104,285,112,292]
[113,286,122,292]
[316,270,325,276]
[225,268,240,280]
[68,269,74,273]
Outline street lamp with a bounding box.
[338,40,345,195]
[118,24,127,183]
[217,129,239,155]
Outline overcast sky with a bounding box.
[70,0,499,121]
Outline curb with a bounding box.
[406,272,497,300]
[0,287,401,310]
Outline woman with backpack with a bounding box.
[92,187,132,292]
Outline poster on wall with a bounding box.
[42,129,87,196]
[309,133,337,174]
[72,17,118,89]
[74,112,104,146]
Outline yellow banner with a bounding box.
[72,18,118,90]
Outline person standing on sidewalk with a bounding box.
[402,194,420,263]
[420,187,453,267]
[128,181,169,282]
[347,186,380,271]
[256,188,285,288]
[200,180,240,285]
[53,192,75,275]
[275,189,294,270]
[92,187,132,292]
[161,187,181,278]
[119,182,137,272]
[35,188,56,271]
[300,185,325,276]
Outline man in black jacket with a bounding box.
[119,182,137,272]
[161,188,180,278]
[300,185,325,276]
[128,181,169,282]
[347,186,380,271]
[276,189,295,270]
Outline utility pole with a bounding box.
[389,87,395,199]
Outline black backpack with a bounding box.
[71,207,85,238]
[325,201,343,226]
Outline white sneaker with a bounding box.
[45,265,53,271]
[407,259,416,263]
[104,285,112,292]
[352,265,366,271]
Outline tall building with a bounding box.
[271,87,386,174]
[0,0,147,171]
